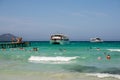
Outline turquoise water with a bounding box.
[0,41,120,80]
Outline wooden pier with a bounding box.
[0,42,30,49]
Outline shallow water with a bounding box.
[0,41,120,80]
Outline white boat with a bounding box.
[90,37,103,42]
[50,34,69,45]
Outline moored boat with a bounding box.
[50,34,69,45]
[90,37,103,42]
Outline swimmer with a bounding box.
[59,48,66,52]
[19,47,24,50]
[33,48,38,51]
[97,48,100,51]
[104,52,106,55]
[97,56,102,60]
[106,55,111,60]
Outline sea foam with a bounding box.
[28,56,77,63]
[87,73,120,79]
[107,49,120,52]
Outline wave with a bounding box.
[107,49,120,52]
[66,65,98,73]
[66,65,120,75]
[87,73,120,79]
[28,56,78,64]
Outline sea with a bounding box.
[0,41,120,80]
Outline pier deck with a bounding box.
[0,42,30,49]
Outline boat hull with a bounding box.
[50,40,69,45]
[90,38,103,43]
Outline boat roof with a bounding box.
[51,34,67,37]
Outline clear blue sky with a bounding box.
[0,0,120,41]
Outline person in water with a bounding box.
[33,48,38,51]
[106,55,111,60]
[96,48,100,51]
[97,56,102,60]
